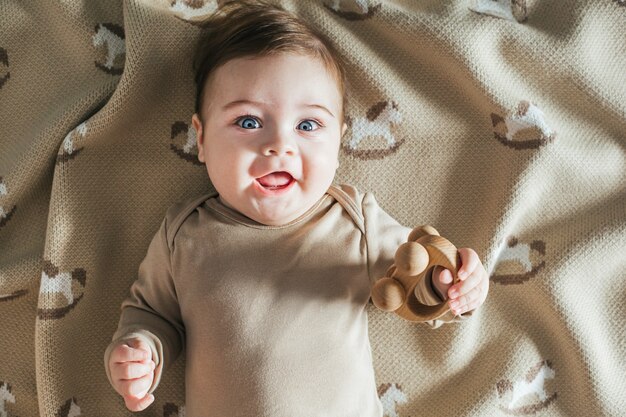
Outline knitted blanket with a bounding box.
[1,0,624,416]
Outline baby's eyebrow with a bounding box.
[304,104,335,119]
[221,100,335,119]
[221,99,265,112]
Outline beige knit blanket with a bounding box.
[1,0,625,416]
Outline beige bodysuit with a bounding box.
[104,184,466,416]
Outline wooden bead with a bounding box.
[394,242,429,276]
[371,277,405,312]
[408,225,440,242]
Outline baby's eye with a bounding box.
[236,116,261,129]
[297,120,320,132]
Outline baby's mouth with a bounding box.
[256,171,295,190]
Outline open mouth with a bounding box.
[255,171,295,191]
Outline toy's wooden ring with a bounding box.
[392,234,459,322]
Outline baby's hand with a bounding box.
[432,248,489,316]
[108,338,156,412]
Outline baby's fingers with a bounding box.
[124,393,155,412]
[457,248,479,280]
[110,342,150,363]
[449,284,482,315]
[436,266,453,285]
[447,268,481,300]
[114,370,154,398]
[111,360,155,381]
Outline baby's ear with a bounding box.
[191,113,205,163]
[341,122,347,137]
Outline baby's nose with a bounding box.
[261,134,296,156]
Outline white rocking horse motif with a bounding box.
[492,237,546,285]
[497,360,557,414]
[491,101,555,150]
[37,261,87,320]
[328,0,369,13]
[378,383,407,417]
[56,398,81,417]
[92,23,125,73]
[324,0,381,20]
[58,122,87,162]
[0,382,15,417]
[170,0,220,20]
[343,101,404,159]
[0,177,17,230]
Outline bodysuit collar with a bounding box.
[205,192,331,230]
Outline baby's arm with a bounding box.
[104,216,184,411]
[107,337,155,411]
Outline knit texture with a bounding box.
[0,0,625,416]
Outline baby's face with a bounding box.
[192,53,345,226]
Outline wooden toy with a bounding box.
[370,225,460,322]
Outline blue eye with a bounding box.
[236,116,261,129]
[297,120,320,131]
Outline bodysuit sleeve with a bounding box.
[361,192,471,328]
[104,216,184,394]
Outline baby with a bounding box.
[104,1,489,415]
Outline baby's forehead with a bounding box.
[205,53,342,90]
[203,55,343,105]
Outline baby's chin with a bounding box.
[248,193,322,225]
[249,204,309,226]
[218,183,328,226]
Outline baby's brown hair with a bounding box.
[192,0,347,122]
